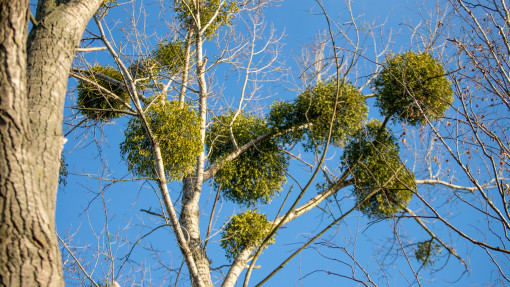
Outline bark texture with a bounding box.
[180,178,212,287]
[178,8,213,286]
[0,0,102,285]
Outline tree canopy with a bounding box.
[2,0,509,286]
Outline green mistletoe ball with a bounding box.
[342,120,415,218]
[120,100,201,180]
[77,65,130,121]
[207,112,287,206]
[174,0,239,39]
[374,51,453,126]
[268,79,367,149]
[415,240,442,266]
[221,209,274,261]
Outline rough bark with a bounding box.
[180,178,212,287]
[0,0,102,285]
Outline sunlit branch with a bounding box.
[203,123,312,182]
[76,46,106,52]
[58,235,100,287]
[415,179,479,192]
[94,15,205,287]
[253,171,400,287]
[417,88,510,232]
[414,191,510,255]
[403,206,469,271]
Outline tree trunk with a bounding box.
[0,0,102,285]
[180,178,213,287]
[178,4,213,286]
[222,247,254,287]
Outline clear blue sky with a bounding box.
[57,0,502,286]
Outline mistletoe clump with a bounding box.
[128,57,161,87]
[207,112,287,206]
[77,65,130,121]
[267,101,306,144]
[153,40,186,74]
[120,100,201,180]
[96,0,116,17]
[221,209,274,261]
[415,240,441,266]
[58,155,68,187]
[174,0,239,39]
[374,51,453,126]
[341,120,415,219]
[268,79,367,149]
[129,41,186,87]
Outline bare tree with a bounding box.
[3,0,510,286]
[417,0,510,282]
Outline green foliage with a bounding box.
[341,120,415,219]
[128,57,160,87]
[131,41,186,76]
[207,112,288,206]
[59,154,68,187]
[374,51,454,126]
[267,101,306,144]
[77,65,130,121]
[268,79,367,150]
[153,41,186,74]
[96,0,116,18]
[174,0,239,38]
[120,100,201,180]
[415,241,441,266]
[221,209,275,261]
[129,41,186,87]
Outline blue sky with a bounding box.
[56,0,505,286]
